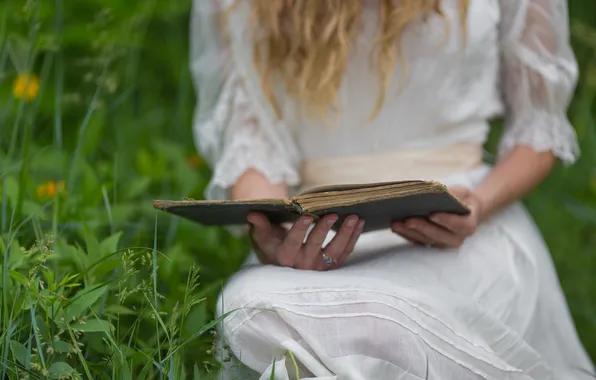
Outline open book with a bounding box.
[153,180,469,233]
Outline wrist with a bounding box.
[473,189,495,222]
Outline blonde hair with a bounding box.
[226,0,469,121]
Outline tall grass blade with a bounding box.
[0,11,7,78]
[153,216,163,380]
[143,293,170,343]
[54,0,64,148]
[269,357,276,380]
[66,61,109,194]
[1,179,6,232]
[27,298,45,371]
[102,185,114,235]
[64,322,93,379]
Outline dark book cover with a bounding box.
[153,190,469,233]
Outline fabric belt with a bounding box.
[299,143,484,187]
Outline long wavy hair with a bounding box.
[224,0,469,121]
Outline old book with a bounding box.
[153,180,469,233]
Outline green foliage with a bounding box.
[0,0,594,378]
[0,0,248,378]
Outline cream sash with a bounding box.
[300,143,484,187]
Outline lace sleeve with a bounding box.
[202,75,301,201]
[497,0,580,164]
[190,0,300,202]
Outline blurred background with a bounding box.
[0,0,594,378]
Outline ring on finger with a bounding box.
[321,250,337,267]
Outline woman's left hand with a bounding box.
[391,187,485,249]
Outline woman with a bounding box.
[190,0,595,378]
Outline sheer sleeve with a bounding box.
[201,74,300,201]
[497,0,580,164]
[190,0,300,202]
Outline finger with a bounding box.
[323,215,359,261]
[299,214,338,269]
[405,218,464,248]
[430,213,476,236]
[343,219,365,256]
[278,216,313,267]
[247,212,272,244]
[335,219,365,268]
[392,222,432,245]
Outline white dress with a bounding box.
[190,0,596,379]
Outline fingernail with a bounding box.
[358,220,366,230]
[347,217,358,227]
[326,216,338,227]
[303,217,313,226]
[430,216,440,223]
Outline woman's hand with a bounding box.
[391,187,484,249]
[247,212,365,270]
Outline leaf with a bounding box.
[9,238,23,267]
[43,268,55,286]
[162,309,239,363]
[122,176,151,200]
[193,364,201,380]
[57,273,80,288]
[136,359,154,380]
[89,258,121,278]
[3,176,19,205]
[104,304,136,316]
[9,270,28,286]
[48,361,75,379]
[71,318,113,332]
[61,284,108,322]
[119,359,134,380]
[183,303,207,336]
[28,147,68,172]
[22,200,46,219]
[79,159,103,205]
[52,340,70,353]
[99,232,122,257]
[9,340,27,365]
[56,243,89,273]
[81,224,100,260]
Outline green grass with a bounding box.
[0,0,595,378]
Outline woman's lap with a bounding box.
[221,218,531,327]
[216,209,570,378]
[215,198,595,379]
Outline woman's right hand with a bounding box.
[247,212,365,271]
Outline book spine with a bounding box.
[289,199,319,219]
[288,199,303,214]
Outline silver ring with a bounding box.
[321,251,337,267]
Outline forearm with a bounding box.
[474,146,557,221]
[231,168,289,200]
[231,169,289,263]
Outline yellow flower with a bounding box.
[13,73,40,102]
[37,180,67,199]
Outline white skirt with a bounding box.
[214,165,595,379]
